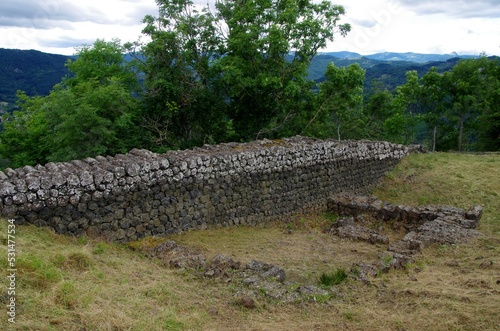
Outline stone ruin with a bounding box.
[0,136,419,241]
[0,135,483,303]
[130,193,482,303]
[327,194,483,282]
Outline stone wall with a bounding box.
[327,194,482,254]
[0,136,415,242]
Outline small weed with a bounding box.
[343,310,355,320]
[164,318,184,331]
[406,259,426,271]
[78,236,88,245]
[288,282,302,292]
[325,212,339,223]
[93,241,108,254]
[310,293,334,303]
[319,268,348,287]
[380,253,394,267]
[54,281,79,309]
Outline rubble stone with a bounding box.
[327,193,483,280]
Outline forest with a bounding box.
[0,0,499,169]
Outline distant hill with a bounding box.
[0,48,483,112]
[308,55,465,94]
[0,48,71,105]
[321,51,477,63]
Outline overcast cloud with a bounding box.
[0,0,110,28]
[398,0,500,18]
[333,0,500,55]
[0,0,498,56]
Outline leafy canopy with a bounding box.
[138,0,351,144]
[0,39,142,167]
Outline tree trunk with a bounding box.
[432,125,437,152]
[458,116,464,152]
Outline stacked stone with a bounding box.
[327,194,483,256]
[0,136,412,242]
[328,194,482,230]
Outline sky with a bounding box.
[0,0,499,56]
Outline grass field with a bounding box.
[1,152,499,331]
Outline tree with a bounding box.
[420,67,446,151]
[0,93,50,167]
[315,62,365,139]
[0,40,142,167]
[474,57,500,151]
[364,84,395,141]
[139,0,228,149]
[66,39,138,91]
[444,58,488,152]
[140,0,351,143]
[386,70,422,144]
[215,0,350,140]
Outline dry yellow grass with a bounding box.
[1,152,499,331]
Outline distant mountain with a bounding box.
[318,51,362,60]
[0,48,71,105]
[0,48,484,113]
[363,52,477,63]
[324,51,478,63]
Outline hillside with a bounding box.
[0,48,71,105]
[1,152,498,330]
[0,49,482,110]
[309,55,464,93]
[320,51,477,63]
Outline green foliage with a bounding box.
[319,268,348,287]
[457,57,500,151]
[313,62,365,139]
[364,86,394,139]
[420,67,446,151]
[140,0,351,144]
[0,49,70,104]
[1,12,499,167]
[385,70,422,144]
[138,1,228,149]
[215,0,350,140]
[0,39,143,167]
[369,56,500,152]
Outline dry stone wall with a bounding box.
[0,136,415,242]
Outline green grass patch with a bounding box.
[17,253,62,289]
[319,268,348,287]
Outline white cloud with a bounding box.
[0,0,157,54]
[398,0,500,18]
[331,0,500,55]
[0,0,498,56]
